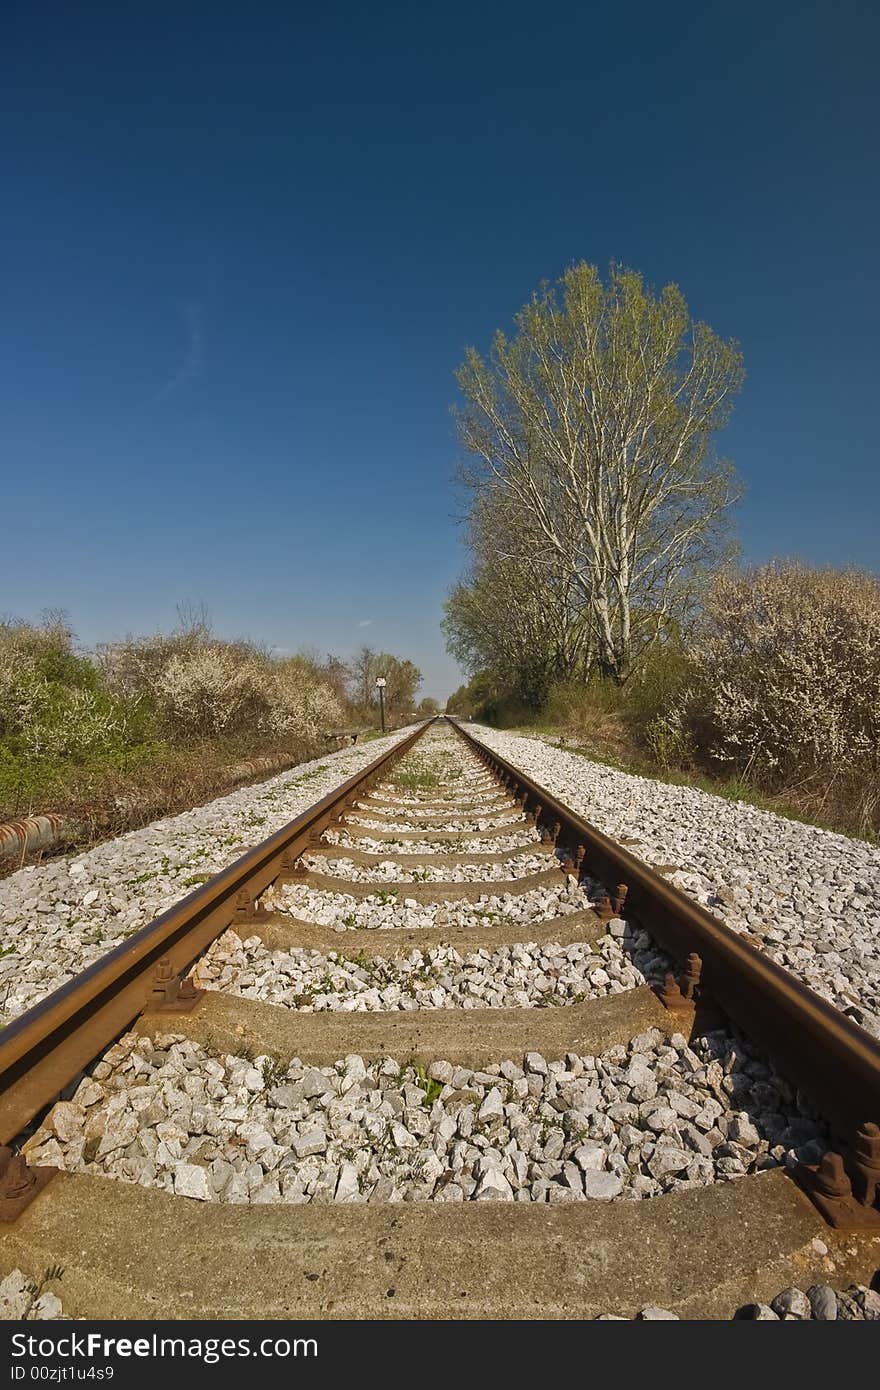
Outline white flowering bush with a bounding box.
[155,646,267,738]
[0,620,125,761]
[656,563,880,782]
[0,616,355,825]
[146,645,345,744]
[265,660,345,741]
[18,687,124,760]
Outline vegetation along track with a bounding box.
[0,718,878,1319]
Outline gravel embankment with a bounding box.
[22,1025,826,1205]
[191,926,667,1010]
[465,726,880,1039]
[0,729,416,1027]
[269,880,589,931]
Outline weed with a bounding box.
[261,1056,286,1089]
[22,1265,65,1320]
[341,948,374,971]
[411,1063,444,1105]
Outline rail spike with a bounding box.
[799,1138,880,1230]
[0,1146,57,1222]
[681,952,702,1001]
[146,956,205,1015]
[657,955,703,1013]
[851,1121,880,1208]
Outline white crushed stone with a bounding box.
[369,788,508,809]
[466,726,880,1039]
[0,1268,65,1320]
[302,852,552,883]
[346,812,526,832]
[321,828,539,854]
[0,728,417,1026]
[191,926,667,1009]
[268,879,589,931]
[596,1286,880,1317]
[21,1026,827,1205]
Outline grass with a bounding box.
[389,746,463,794]
[393,769,441,791]
[0,734,325,877]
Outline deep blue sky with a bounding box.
[2,2,877,699]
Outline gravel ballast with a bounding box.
[269,880,589,931]
[347,813,526,832]
[190,926,667,1010]
[0,729,416,1026]
[465,726,880,1039]
[597,1278,880,1319]
[302,852,552,883]
[322,828,540,854]
[22,1025,826,1205]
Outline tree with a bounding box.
[351,646,379,709]
[348,647,422,720]
[376,653,421,718]
[317,653,351,704]
[444,493,594,709]
[416,696,440,716]
[445,671,502,721]
[454,262,744,682]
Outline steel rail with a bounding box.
[0,722,431,1143]
[449,720,880,1146]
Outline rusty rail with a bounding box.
[449,720,880,1157]
[0,722,430,1143]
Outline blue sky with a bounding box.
[2,2,877,700]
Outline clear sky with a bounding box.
[2,2,877,700]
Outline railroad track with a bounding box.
[0,717,878,1319]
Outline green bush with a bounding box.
[0,614,345,825]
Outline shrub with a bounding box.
[0,610,377,838]
[677,563,880,781]
[156,646,268,738]
[0,618,126,762]
[544,679,631,752]
[265,658,345,741]
[101,632,345,746]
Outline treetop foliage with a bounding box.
[447,260,744,689]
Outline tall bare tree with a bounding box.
[454,262,744,682]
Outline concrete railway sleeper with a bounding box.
[0,717,878,1319]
